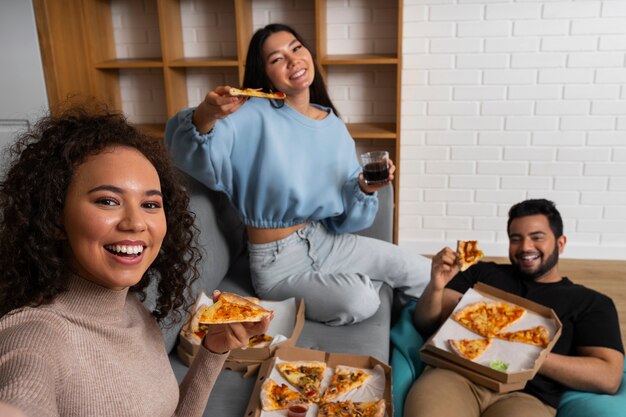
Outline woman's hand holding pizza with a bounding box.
[192,85,247,135]
[430,247,460,291]
[201,290,274,354]
[358,158,396,194]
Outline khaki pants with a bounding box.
[404,367,557,417]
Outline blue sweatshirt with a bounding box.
[164,98,378,233]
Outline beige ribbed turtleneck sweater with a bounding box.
[0,276,227,417]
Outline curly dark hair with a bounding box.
[0,103,200,322]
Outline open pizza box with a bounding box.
[177,291,305,368]
[420,282,562,393]
[244,346,393,417]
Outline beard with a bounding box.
[511,242,560,281]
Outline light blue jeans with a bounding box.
[248,222,431,326]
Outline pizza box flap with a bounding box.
[422,282,562,385]
[244,346,393,417]
[420,350,527,393]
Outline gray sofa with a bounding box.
[163,174,396,417]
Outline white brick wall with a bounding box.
[401,0,626,260]
[109,0,625,260]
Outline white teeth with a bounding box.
[106,245,144,255]
[521,254,539,260]
[291,69,305,79]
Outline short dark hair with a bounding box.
[243,23,339,116]
[0,103,200,321]
[507,199,563,238]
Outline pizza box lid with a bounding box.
[178,294,305,366]
[243,346,393,417]
[421,282,562,387]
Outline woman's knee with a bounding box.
[306,285,381,326]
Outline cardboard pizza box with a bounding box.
[420,282,562,393]
[244,346,393,417]
[177,294,305,367]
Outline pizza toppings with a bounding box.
[277,361,327,402]
[321,365,372,402]
[495,325,550,348]
[448,338,492,361]
[229,87,286,100]
[457,240,484,271]
[197,292,272,324]
[248,333,274,348]
[317,399,385,417]
[452,301,526,338]
[260,379,308,411]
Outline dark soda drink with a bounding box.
[363,161,389,184]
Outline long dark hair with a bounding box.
[243,23,339,116]
[0,103,200,322]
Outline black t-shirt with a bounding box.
[446,262,624,408]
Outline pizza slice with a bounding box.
[448,337,492,361]
[197,292,272,324]
[321,365,372,402]
[354,399,386,417]
[317,400,355,417]
[276,361,327,402]
[229,87,286,100]
[248,333,273,348]
[260,378,308,411]
[452,301,526,337]
[495,325,551,348]
[457,240,484,271]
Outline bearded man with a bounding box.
[407,199,624,417]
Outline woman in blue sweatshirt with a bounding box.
[165,23,430,325]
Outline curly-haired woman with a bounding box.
[0,104,271,417]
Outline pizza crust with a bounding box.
[260,379,305,411]
[457,240,484,271]
[229,87,286,100]
[448,338,492,360]
[198,292,271,324]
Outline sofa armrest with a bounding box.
[356,184,393,243]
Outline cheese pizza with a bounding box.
[448,338,492,361]
[321,365,372,402]
[229,87,286,100]
[276,361,327,402]
[317,400,385,417]
[457,240,484,271]
[452,301,526,338]
[495,325,550,348]
[197,292,272,324]
[260,379,307,411]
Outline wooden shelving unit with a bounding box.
[33,0,403,241]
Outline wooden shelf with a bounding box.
[34,0,403,242]
[95,59,164,69]
[168,58,239,68]
[321,54,398,66]
[347,123,396,139]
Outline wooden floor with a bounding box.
[485,257,626,343]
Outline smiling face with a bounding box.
[61,146,166,290]
[262,30,315,97]
[508,214,566,283]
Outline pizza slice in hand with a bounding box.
[321,365,372,402]
[457,240,484,271]
[495,325,551,348]
[261,378,308,410]
[229,87,286,100]
[276,361,327,402]
[197,292,272,324]
[448,338,492,361]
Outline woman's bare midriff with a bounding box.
[246,223,306,244]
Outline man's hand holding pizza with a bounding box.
[201,290,274,354]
